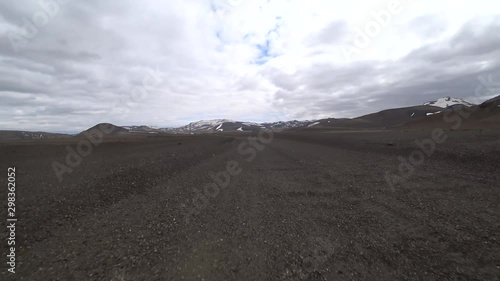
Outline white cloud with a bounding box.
[0,0,499,131]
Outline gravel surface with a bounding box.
[0,130,499,280]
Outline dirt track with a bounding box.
[1,130,499,280]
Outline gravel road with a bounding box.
[1,130,499,280]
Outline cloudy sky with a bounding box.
[1,0,500,132]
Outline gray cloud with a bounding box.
[307,20,350,46]
[268,16,500,119]
[0,1,499,132]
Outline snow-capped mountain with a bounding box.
[160,119,314,133]
[424,97,475,108]
[261,120,313,131]
[175,119,234,133]
[123,125,161,132]
[116,96,495,134]
[149,119,315,133]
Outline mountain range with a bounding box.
[1,96,499,140]
[117,95,500,134]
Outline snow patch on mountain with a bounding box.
[263,120,314,130]
[174,119,234,132]
[424,97,474,108]
[242,122,260,126]
[426,111,442,116]
[190,119,232,128]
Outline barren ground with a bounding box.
[1,130,499,280]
